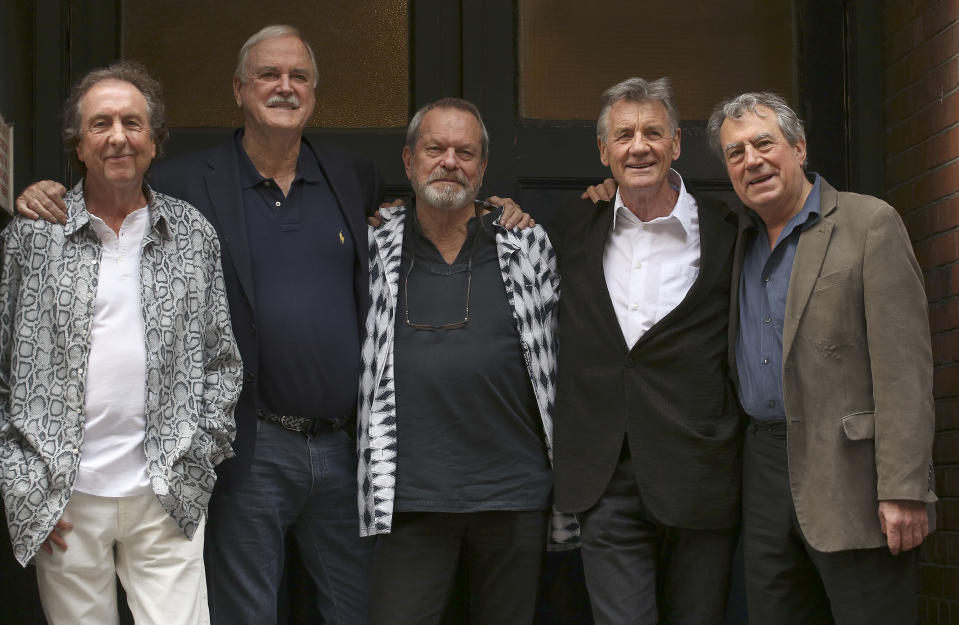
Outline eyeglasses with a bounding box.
[403,199,499,330]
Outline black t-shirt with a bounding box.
[392,211,552,513]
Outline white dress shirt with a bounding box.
[75,206,151,497]
[603,169,701,348]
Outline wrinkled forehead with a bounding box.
[721,108,781,141]
[80,79,149,119]
[247,35,313,75]
[419,108,483,145]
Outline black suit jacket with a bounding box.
[148,131,382,490]
[550,190,742,530]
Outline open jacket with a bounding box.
[0,183,242,566]
[149,131,381,490]
[357,204,579,547]
[729,178,936,551]
[550,191,742,529]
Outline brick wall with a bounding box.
[882,1,959,622]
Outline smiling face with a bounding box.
[75,79,156,189]
[599,99,681,204]
[233,34,316,136]
[719,105,808,219]
[403,107,487,212]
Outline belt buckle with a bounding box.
[306,418,324,438]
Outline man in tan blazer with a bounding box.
[706,92,936,625]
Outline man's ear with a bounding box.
[793,137,808,167]
[232,77,243,108]
[597,136,609,168]
[402,145,413,179]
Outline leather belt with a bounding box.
[257,409,355,439]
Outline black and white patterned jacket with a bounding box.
[0,182,242,566]
[357,204,578,547]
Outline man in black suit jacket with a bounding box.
[550,77,742,625]
[17,25,382,625]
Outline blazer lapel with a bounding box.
[728,208,753,378]
[587,201,630,352]
[782,183,838,364]
[635,193,735,347]
[206,144,257,308]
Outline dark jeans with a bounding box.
[205,418,374,625]
[371,509,548,625]
[579,444,737,625]
[743,421,919,625]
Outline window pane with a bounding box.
[122,1,408,128]
[518,0,797,121]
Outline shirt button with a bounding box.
[635,262,642,270]
[264,181,271,187]
[764,317,771,324]
[762,358,769,365]
[631,304,639,311]
[763,276,770,283]
[767,400,776,408]
[275,201,281,207]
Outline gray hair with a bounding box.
[406,97,490,161]
[706,92,806,159]
[234,25,319,88]
[597,77,680,143]
[62,61,168,176]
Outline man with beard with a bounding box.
[357,97,576,625]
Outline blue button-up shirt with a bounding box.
[736,174,821,421]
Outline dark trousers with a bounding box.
[370,509,548,625]
[579,443,737,625]
[743,421,919,625]
[204,419,374,625]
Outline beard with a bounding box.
[411,167,481,211]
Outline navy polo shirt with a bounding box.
[736,174,821,422]
[238,133,360,421]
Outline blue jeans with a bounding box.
[205,418,373,625]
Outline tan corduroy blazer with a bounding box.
[730,178,936,552]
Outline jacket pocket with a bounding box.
[840,410,875,441]
[813,267,853,292]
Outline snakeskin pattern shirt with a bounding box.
[0,182,242,566]
[358,204,579,548]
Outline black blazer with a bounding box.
[550,190,742,530]
[148,131,382,490]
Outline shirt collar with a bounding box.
[64,179,172,241]
[611,168,695,233]
[746,172,822,239]
[234,130,321,190]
